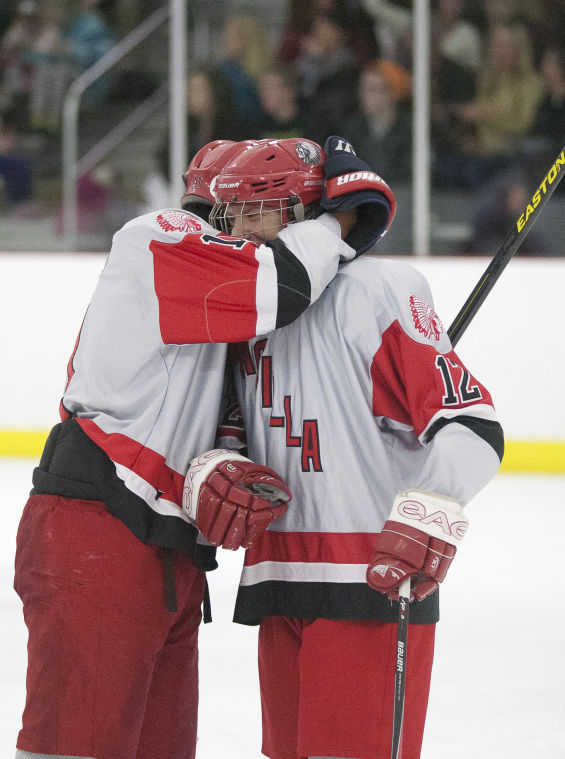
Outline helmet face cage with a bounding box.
[210,139,324,238]
[209,195,311,236]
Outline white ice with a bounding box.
[1,459,564,758]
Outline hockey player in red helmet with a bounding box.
[12,134,376,759]
[211,137,326,239]
[222,135,503,759]
[181,139,245,220]
[211,135,397,252]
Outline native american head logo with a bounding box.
[295,141,322,166]
[157,210,202,233]
[409,295,444,341]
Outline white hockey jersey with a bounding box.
[34,208,354,560]
[232,256,504,623]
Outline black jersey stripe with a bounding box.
[233,580,439,626]
[266,238,312,328]
[426,414,505,461]
[31,420,217,570]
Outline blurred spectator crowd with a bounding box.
[1,0,564,255]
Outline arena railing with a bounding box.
[61,4,173,251]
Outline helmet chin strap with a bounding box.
[288,199,322,224]
[288,200,305,223]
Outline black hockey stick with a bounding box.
[448,145,565,347]
[391,577,410,759]
[391,146,564,759]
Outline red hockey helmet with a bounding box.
[210,138,325,237]
[181,140,247,220]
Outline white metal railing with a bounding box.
[412,0,431,256]
[168,0,187,208]
[61,5,169,250]
[76,83,168,178]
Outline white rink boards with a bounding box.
[1,459,564,758]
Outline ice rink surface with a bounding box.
[1,459,564,759]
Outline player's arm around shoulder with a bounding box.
[272,211,357,305]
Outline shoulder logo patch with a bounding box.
[156,210,202,233]
[409,295,444,341]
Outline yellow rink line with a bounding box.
[498,440,565,473]
[0,430,564,474]
[0,430,50,459]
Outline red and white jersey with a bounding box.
[232,256,504,623]
[56,208,353,552]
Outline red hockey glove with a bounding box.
[182,449,291,550]
[366,490,469,601]
[320,135,396,255]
